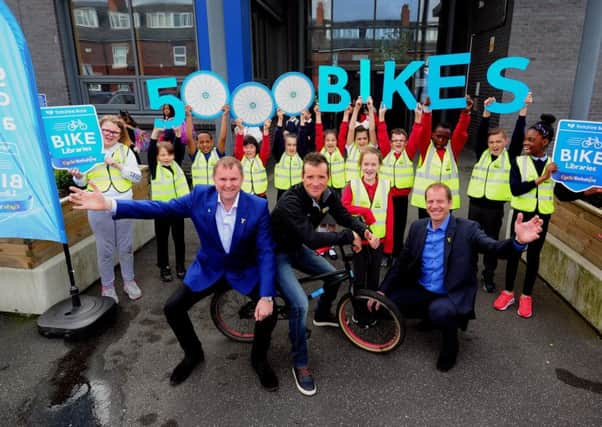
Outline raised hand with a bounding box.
[514,213,544,245]
[263,119,271,134]
[465,95,474,112]
[414,102,423,124]
[69,182,112,211]
[379,102,387,122]
[483,97,496,118]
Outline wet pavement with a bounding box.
[0,150,601,426]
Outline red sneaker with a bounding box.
[517,295,533,318]
[493,291,515,311]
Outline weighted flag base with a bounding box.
[37,295,117,340]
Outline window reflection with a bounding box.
[70,1,135,75]
[86,82,135,105]
[132,0,198,75]
[69,0,198,77]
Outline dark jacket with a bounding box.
[271,183,367,253]
[379,215,517,317]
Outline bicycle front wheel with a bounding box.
[210,288,255,343]
[337,289,405,353]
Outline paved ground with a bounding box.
[0,151,600,426]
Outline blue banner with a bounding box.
[0,3,67,243]
[552,119,602,192]
[42,105,104,173]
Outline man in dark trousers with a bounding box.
[372,183,544,372]
[271,152,378,396]
[69,157,279,390]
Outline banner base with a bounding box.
[37,295,117,340]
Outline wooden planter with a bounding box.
[0,166,150,269]
[540,199,602,333]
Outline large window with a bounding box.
[73,8,98,28]
[307,0,440,129]
[68,0,198,111]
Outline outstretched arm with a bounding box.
[185,105,196,156]
[216,104,229,155]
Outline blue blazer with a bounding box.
[115,185,276,297]
[380,215,516,317]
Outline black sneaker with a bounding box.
[312,312,339,327]
[482,280,496,293]
[176,264,186,280]
[160,266,173,282]
[292,367,316,396]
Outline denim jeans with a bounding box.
[276,245,339,368]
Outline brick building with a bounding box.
[4,0,601,130]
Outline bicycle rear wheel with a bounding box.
[337,289,405,353]
[210,288,255,343]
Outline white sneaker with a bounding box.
[123,280,142,300]
[101,284,119,304]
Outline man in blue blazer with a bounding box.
[374,183,543,372]
[69,157,278,390]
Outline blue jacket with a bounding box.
[380,215,516,317]
[115,185,276,297]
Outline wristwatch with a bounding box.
[261,296,273,302]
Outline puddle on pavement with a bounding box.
[20,303,140,426]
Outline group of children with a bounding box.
[76,92,562,320]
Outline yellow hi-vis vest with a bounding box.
[345,143,361,182]
[380,150,414,189]
[274,153,303,190]
[511,156,555,214]
[86,144,132,193]
[467,150,512,201]
[350,178,390,238]
[320,147,346,189]
[411,143,460,209]
[151,163,190,201]
[191,148,220,186]
[241,156,268,195]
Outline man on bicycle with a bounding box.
[271,152,379,396]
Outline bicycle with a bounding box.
[210,245,405,353]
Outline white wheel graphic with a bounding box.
[181,71,230,120]
[272,72,315,116]
[231,83,275,127]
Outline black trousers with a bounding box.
[391,195,409,257]
[467,202,505,282]
[387,283,460,345]
[163,281,277,361]
[155,217,185,268]
[353,244,383,291]
[505,210,551,296]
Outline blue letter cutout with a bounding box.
[382,60,422,111]
[146,77,185,128]
[318,65,350,112]
[427,52,470,110]
[359,59,371,100]
[486,57,530,114]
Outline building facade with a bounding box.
[5,0,602,130]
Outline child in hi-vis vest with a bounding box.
[150,133,190,282]
[494,113,557,318]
